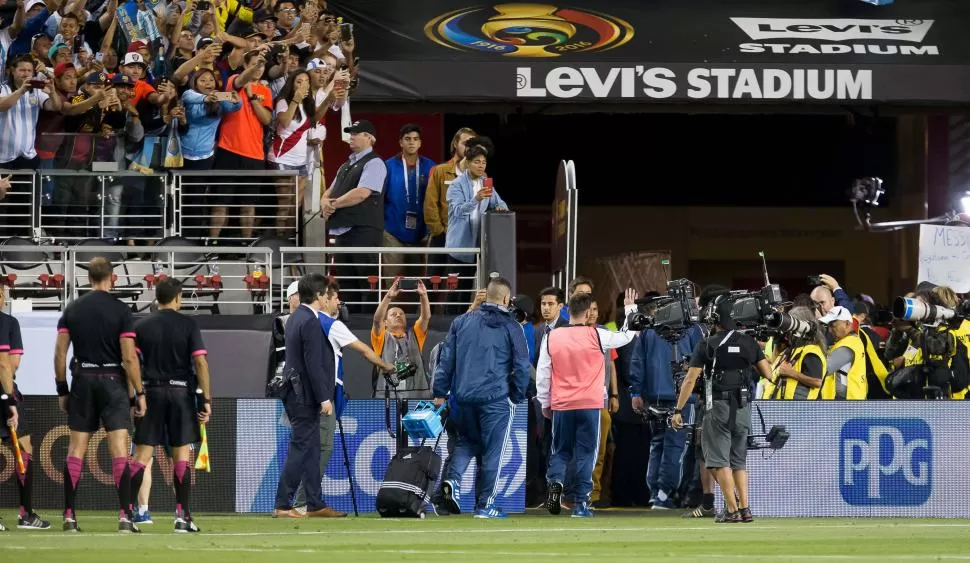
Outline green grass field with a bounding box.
[2,510,969,562]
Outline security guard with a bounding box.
[54,257,147,533]
[818,307,867,400]
[761,306,826,400]
[273,273,338,519]
[129,279,211,533]
[672,296,773,523]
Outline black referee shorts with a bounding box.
[134,387,200,448]
[68,373,131,433]
[0,386,29,442]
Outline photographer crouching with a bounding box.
[671,296,773,523]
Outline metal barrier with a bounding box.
[279,246,483,310]
[173,169,300,244]
[0,170,37,240]
[65,245,274,314]
[0,243,69,310]
[36,169,169,243]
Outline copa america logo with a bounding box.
[424,3,634,58]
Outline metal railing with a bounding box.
[173,169,300,244]
[0,168,301,246]
[279,246,483,310]
[36,169,169,242]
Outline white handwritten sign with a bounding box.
[918,225,970,292]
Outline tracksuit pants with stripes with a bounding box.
[547,408,601,504]
[445,398,516,511]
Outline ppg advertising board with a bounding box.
[234,400,527,514]
[740,401,965,517]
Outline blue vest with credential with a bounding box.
[318,312,348,418]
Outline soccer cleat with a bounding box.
[62,518,80,533]
[715,510,743,524]
[683,506,716,519]
[441,480,461,515]
[0,518,6,532]
[118,516,141,534]
[133,511,153,524]
[18,513,51,530]
[739,507,754,523]
[293,505,308,515]
[473,506,508,519]
[571,502,593,518]
[174,518,200,533]
[546,482,563,515]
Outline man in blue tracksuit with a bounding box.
[629,322,704,509]
[433,277,532,519]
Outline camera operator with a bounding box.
[671,296,773,523]
[371,278,431,398]
[761,306,825,400]
[629,296,704,510]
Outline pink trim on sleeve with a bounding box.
[9,349,23,356]
[0,345,9,351]
[192,349,208,357]
[120,332,137,338]
[57,328,70,334]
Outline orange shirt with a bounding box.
[371,323,427,357]
[131,79,156,106]
[216,75,272,161]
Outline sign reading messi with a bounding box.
[424,3,634,58]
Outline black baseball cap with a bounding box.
[344,119,376,136]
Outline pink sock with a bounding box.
[112,457,127,488]
[174,460,189,483]
[17,452,30,486]
[128,460,145,475]
[66,456,82,488]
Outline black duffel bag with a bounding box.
[376,435,443,518]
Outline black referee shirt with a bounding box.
[134,310,207,383]
[0,311,23,380]
[57,291,136,366]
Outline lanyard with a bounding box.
[402,156,419,207]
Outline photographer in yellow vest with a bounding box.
[761,306,826,400]
[818,306,867,400]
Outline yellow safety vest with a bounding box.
[859,329,890,398]
[902,322,970,399]
[765,344,826,400]
[821,334,867,400]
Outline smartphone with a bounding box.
[807,275,823,287]
[339,22,353,42]
[398,278,417,291]
[95,51,104,62]
[213,91,234,101]
[196,0,211,9]
[29,79,47,89]
[483,177,493,189]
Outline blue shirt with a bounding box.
[629,324,704,402]
[383,153,435,244]
[180,90,241,160]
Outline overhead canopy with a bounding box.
[331,0,970,105]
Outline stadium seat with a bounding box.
[0,236,66,309]
[248,235,300,314]
[152,236,221,314]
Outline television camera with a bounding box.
[627,279,700,342]
[644,404,790,451]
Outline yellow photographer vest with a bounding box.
[821,334,867,400]
[765,344,826,400]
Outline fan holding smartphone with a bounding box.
[443,137,509,313]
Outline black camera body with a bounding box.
[628,279,699,342]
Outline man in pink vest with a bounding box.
[536,290,639,517]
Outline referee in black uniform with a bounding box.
[129,279,211,533]
[54,257,147,533]
[0,287,50,531]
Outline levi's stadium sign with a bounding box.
[516,66,873,100]
[731,18,939,56]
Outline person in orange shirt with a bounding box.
[536,290,638,517]
[371,277,431,398]
[211,48,272,242]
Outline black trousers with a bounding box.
[275,394,325,511]
[333,226,382,314]
[609,421,652,507]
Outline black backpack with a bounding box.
[376,435,443,518]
